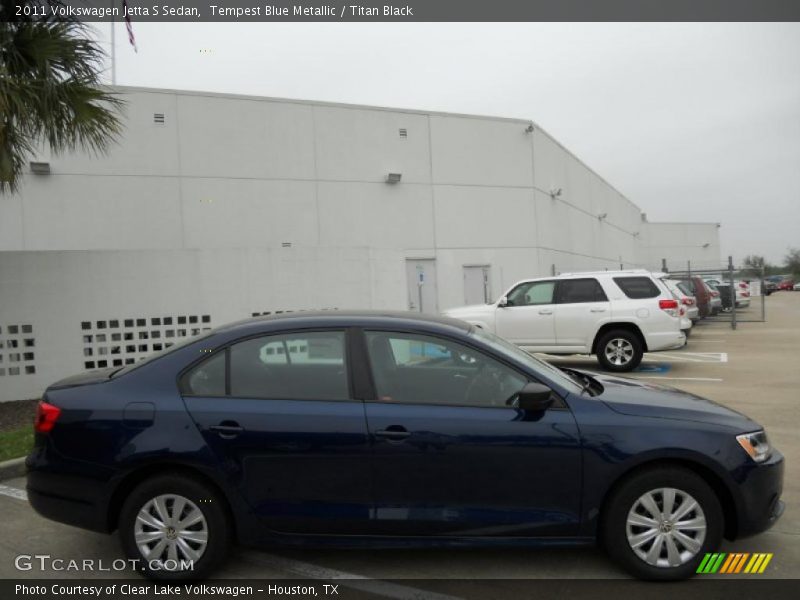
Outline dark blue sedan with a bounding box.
[26,312,784,580]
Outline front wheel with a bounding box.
[596,329,643,372]
[602,467,723,580]
[119,474,232,580]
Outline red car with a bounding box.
[778,278,796,291]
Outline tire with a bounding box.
[595,329,644,372]
[119,473,232,581]
[602,466,723,581]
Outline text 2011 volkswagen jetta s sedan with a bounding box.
[27,312,783,581]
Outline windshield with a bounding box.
[111,330,217,378]
[470,327,582,393]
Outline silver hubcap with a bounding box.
[605,338,634,366]
[626,487,707,568]
[135,494,208,566]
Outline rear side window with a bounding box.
[557,278,608,303]
[229,331,349,400]
[613,277,661,299]
[182,351,226,396]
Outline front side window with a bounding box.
[230,331,349,400]
[506,281,555,306]
[557,278,608,303]
[365,331,527,408]
[613,276,660,299]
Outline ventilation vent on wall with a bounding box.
[153,113,165,124]
[80,314,211,370]
[399,128,408,138]
[0,324,36,376]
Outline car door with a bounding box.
[361,330,582,537]
[180,329,372,535]
[554,278,610,348]
[494,280,557,347]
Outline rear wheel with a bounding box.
[602,466,723,580]
[596,329,643,372]
[119,474,231,580]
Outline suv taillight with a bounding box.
[34,401,61,433]
[682,297,695,306]
[659,298,679,317]
[710,290,720,297]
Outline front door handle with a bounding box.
[590,308,607,313]
[538,309,553,315]
[209,421,243,439]
[374,426,410,441]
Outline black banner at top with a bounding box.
[3,0,800,22]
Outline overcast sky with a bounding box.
[96,22,800,265]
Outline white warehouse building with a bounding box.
[0,87,721,402]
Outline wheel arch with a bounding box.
[597,457,739,542]
[592,322,648,353]
[106,461,238,537]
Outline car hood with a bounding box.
[589,372,758,431]
[47,368,116,390]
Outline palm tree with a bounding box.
[0,0,124,192]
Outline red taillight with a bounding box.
[680,307,686,316]
[742,291,750,297]
[682,297,695,306]
[34,401,61,433]
[659,299,679,310]
[739,282,748,289]
[710,291,720,297]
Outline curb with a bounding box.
[0,457,26,481]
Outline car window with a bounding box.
[613,276,661,299]
[676,281,692,296]
[557,278,608,303]
[182,351,226,396]
[506,281,555,306]
[365,331,527,408]
[229,331,349,400]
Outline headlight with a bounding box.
[736,431,771,463]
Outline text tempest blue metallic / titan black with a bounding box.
[26,311,783,580]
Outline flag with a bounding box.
[122,0,137,52]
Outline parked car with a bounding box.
[778,278,796,291]
[678,277,717,318]
[794,282,800,291]
[704,278,750,308]
[26,311,784,582]
[663,278,699,323]
[443,270,684,372]
[765,280,778,296]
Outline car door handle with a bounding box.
[538,309,553,315]
[209,422,243,439]
[590,308,607,312]
[374,426,410,441]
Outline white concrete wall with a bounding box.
[0,87,720,401]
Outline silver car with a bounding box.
[664,279,700,322]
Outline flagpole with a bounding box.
[110,1,116,85]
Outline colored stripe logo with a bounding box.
[697,553,773,574]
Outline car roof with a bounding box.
[555,269,654,278]
[214,310,473,336]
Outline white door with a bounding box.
[463,265,491,305]
[494,280,557,346]
[554,278,610,348]
[405,259,438,313]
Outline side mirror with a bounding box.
[498,296,509,307]
[517,382,554,412]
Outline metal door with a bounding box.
[463,265,491,305]
[405,259,438,313]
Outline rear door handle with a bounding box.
[374,426,410,441]
[590,308,607,313]
[209,422,243,439]
[538,309,553,315]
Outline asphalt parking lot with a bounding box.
[0,293,797,589]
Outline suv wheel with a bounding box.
[596,329,643,372]
[119,474,232,580]
[602,466,723,580]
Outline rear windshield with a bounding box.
[613,276,661,299]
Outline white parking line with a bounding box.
[241,552,464,600]
[652,352,728,363]
[0,484,27,501]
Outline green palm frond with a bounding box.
[0,0,125,193]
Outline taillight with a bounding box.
[682,297,695,306]
[742,291,750,297]
[659,299,679,310]
[711,290,720,297]
[680,307,686,316]
[34,401,61,433]
[739,282,748,289]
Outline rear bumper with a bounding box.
[26,453,112,533]
[645,330,686,352]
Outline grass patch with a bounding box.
[0,427,34,462]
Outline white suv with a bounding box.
[443,270,685,372]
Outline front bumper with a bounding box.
[733,449,785,539]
